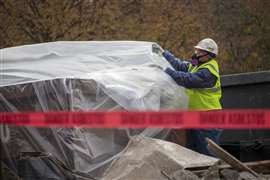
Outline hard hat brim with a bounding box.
[194,46,217,55]
[194,46,207,51]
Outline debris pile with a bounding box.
[101,136,218,180]
[1,42,269,180]
[187,161,270,180]
[100,136,270,180]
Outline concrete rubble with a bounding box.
[100,136,218,180]
[100,136,270,180]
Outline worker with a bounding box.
[162,38,222,156]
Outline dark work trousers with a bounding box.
[186,129,223,156]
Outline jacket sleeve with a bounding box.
[165,67,217,89]
[163,50,190,72]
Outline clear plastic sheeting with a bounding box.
[0,41,188,179]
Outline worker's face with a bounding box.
[194,49,209,62]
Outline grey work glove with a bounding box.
[152,44,165,56]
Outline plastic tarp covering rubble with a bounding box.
[0,41,206,180]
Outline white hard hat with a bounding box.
[194,38,218,55]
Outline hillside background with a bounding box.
[1,0,270,74]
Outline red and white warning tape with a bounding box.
[0,110,269,128]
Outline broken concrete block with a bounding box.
[101,136,218,180]
[220,169,239,180]
[171,169,200,180]
[239,171,259,180]
[202,162,221,180]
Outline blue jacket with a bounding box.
[163,51,217,89]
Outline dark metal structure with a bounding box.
[220,71,270,161]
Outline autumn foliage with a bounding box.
[1,0,269,74]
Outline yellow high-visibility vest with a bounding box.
[186,59,222,110]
